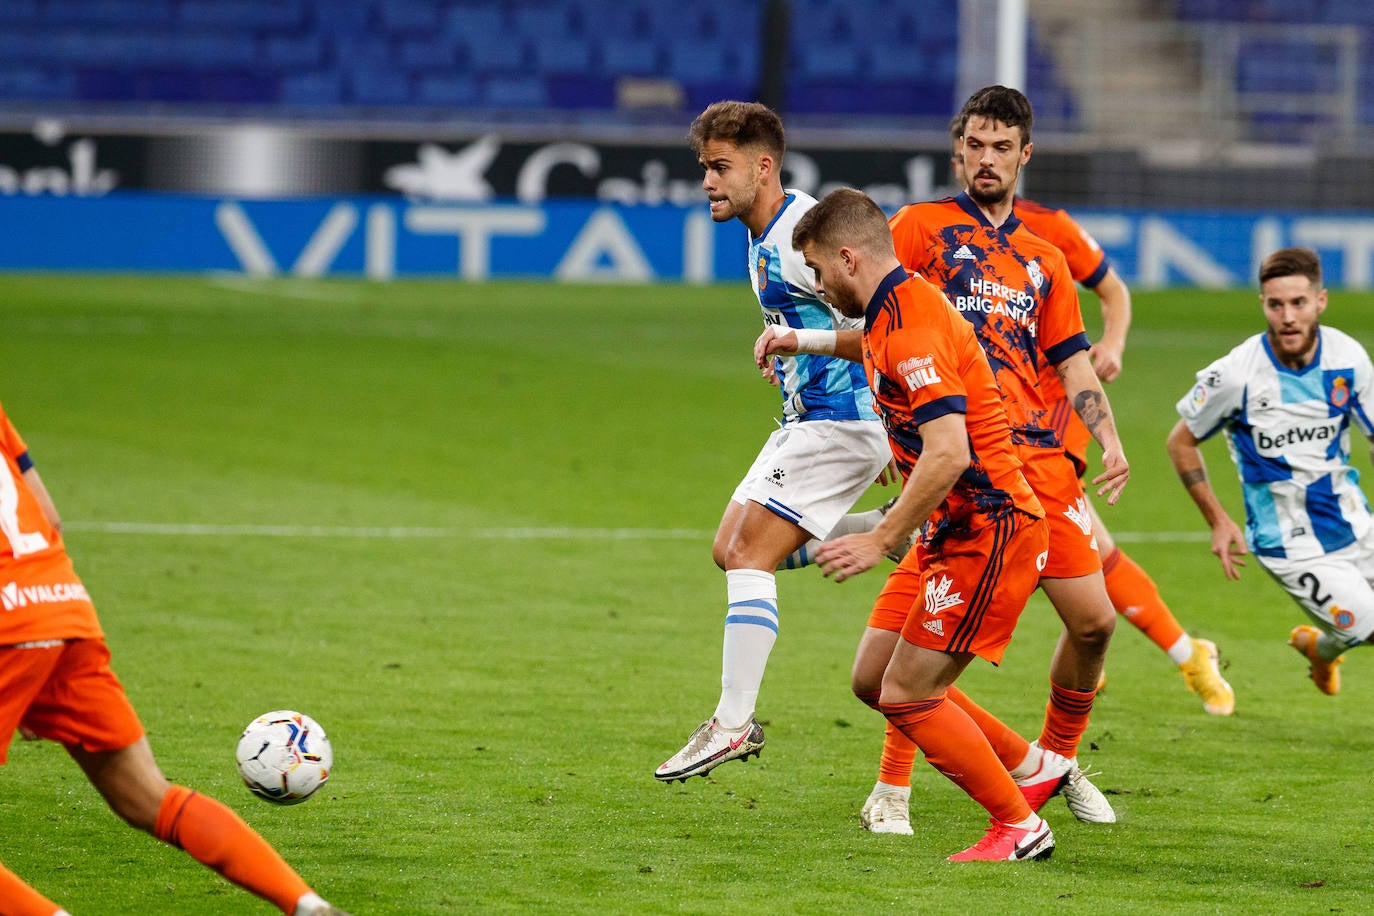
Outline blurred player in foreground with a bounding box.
[0,398,348,916]
[1168,247,1374,696]
[798,186,1057,861]
[947,117,1235,718]
[655,101,894,783]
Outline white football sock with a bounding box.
[1167,633,1194,664]
[1315,629,1347,660]
[714,568,778,729]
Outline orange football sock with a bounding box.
[881,695,1031,825]
[155,784,311,914]
[0,860,61,916]
[1039,680,1097,758]
[947,686,1032,771]
[1103,547,1186,654]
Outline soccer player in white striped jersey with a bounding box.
[655,101,893,782]
[1168,247,1374,695]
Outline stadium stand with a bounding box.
[0,0,982,119]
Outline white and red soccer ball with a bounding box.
[235,710,333,805]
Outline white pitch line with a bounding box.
[62,521,1211,543]
[63,521,714,540]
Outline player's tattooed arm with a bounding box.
[1177,467,1207,488]
[1071,388,1109,438]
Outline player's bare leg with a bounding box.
[70,738,347,915]
[851,626,912,833]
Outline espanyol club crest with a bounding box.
[1330,374,1351,408]
[757,250,771,290]
[1026,258,1045,291]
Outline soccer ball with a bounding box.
[235,710,333,805]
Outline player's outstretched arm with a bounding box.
[753,326,863,371]
[1165,419,1247,579]
[816,412,965,582]
[1087,268,1131,383]
[1056,350,1129,503]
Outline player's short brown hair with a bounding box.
[688,101,785,159]
[1259,247,1322,287]
[792,188,894,258]
[955,85,1034,147]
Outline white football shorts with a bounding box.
[731,418,892,539]
[1258,528,1374,648]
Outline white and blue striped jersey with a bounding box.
[750,190,876,424]
[1177,327,1374,560]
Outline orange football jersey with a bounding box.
[1015,196,1113,468]
[888,193,1090,452]
[0,401,102,644]
[862,266,1042,549]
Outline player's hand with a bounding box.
[815,533,884,582]
[754,325,799,369]
[1089,342,1124,383]
[1092,448,1130,505]
[1211,520,1248,580]
[18,726,38,741]
[875,456,900,486]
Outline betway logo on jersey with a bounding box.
[1,581,89,612]
[897,354,941,391]
[952,277,1037,331]
[1254,419,1343,451]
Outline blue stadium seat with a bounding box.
[398,38,460,73]
[530,35,593,74]
[44,0,172,27]
[415,73,480,107]
[264,34,324,70]
[348,68,413,106]
[867,44,927,82]
[0,67,77,100]
[666,42,750,85]
[0,0,38,23]
[377,1,439,36]
[597,37,662,76]
[444,6,506,43]
[280,71,343,106]
[483,76,549,108]
[0,30,49,65]
[513,6,571,40]
[466,37,528,75]
[178,0,302,31]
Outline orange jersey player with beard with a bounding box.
[870,85,1130,834]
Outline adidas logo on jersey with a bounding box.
[953,245,976,260]
[923,618,945,636]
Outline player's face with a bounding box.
[961,116,1030,207]
[801,242,862,318]
[1261,273,1326,368]
[698,139,766,224]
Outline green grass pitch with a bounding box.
[1,275,1372,913]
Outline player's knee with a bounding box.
[1067,608,1116,648]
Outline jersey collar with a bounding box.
[865,266,911,329]
[1260,327,1323,374]
[955,190,1022,233]
[751,192,797,243]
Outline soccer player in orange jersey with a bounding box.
[0,399,348,916]
[793,186,1059,861]
[947,119,1237,718]
[879,86,1131,831]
